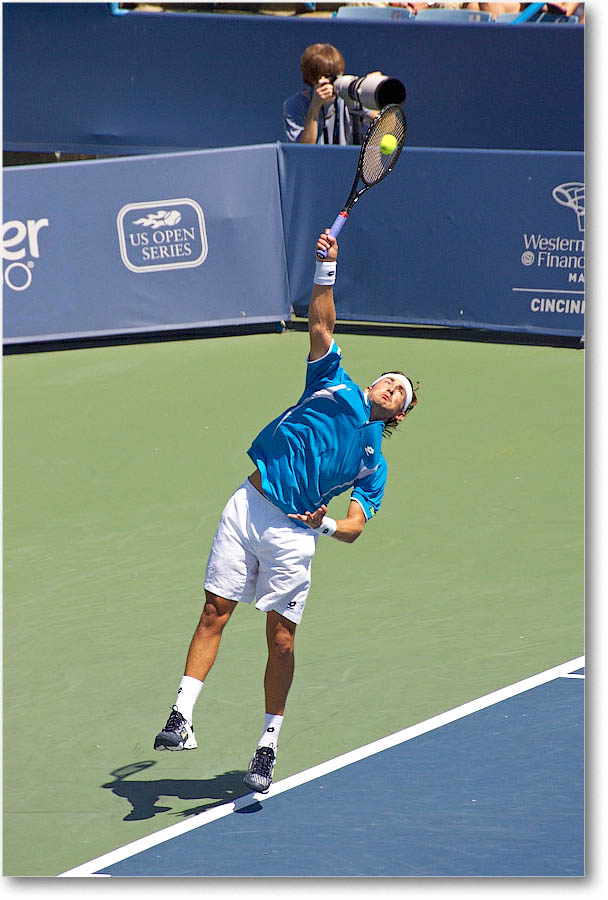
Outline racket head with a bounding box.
[359,104,406,188]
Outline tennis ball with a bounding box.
[380,134,397,155]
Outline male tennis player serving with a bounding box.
[154,230,419,793]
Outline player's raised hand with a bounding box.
[315,230,338,262]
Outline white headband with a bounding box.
[370,373,413,412]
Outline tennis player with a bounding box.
[154,229,419,793]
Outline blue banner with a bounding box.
[279,144,584,338]
[2,146,290,342]
[2,144,584,343]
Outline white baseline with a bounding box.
[59,655,584,877]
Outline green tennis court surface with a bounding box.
[3,331,583,876]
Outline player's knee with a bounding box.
[199,594,234,632]
[268,628,295,660]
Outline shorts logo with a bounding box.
[117,198,208,273]
[287,601,298,608]
[364,446,374,456]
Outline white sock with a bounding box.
[174,675,203,724]
[257,713,283,751]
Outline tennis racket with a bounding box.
[316,103,406,260]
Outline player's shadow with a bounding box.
[102,761,256,822]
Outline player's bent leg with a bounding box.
[154,592,237,752]
[244,612,296,793]
[184,591,238,682]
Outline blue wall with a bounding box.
[2,144,583,344]
[3,3,583,155]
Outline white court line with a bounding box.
[59,655,584,877]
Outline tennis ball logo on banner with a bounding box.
[117,198,208,273]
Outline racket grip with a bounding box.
[316,212,348,259]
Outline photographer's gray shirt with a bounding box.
[283,92,353,144]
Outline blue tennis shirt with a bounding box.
[248,341,387,522]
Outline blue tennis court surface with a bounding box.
[83,664,584,877]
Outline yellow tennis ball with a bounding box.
[380,133,397,155]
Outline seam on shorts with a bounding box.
[204,582,253,604]
[255,601,301,625]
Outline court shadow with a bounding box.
[102,761,253,822]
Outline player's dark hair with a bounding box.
[379,370,419,437]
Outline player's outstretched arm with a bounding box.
[288,500,366,544]
[309,231,338,362]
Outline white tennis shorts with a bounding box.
[204,479,318,625]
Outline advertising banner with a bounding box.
[3,143,584,344]
[2,146,290,343]
[280,145,584,338]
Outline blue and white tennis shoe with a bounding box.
[154,706,198,751]
[243,745,276,793]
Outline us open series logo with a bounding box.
[117,198,208,273]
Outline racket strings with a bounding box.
[361,106,406,186]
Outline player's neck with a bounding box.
[368,404,390,424]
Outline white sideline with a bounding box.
[59,655,584,877]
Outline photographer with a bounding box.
[283,43,377,145]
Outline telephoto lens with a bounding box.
[333,73,406,110]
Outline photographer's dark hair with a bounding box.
[380,370,419,438]
[300,43,345,87]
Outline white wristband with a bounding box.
[315,516,337,537]
[314,260,337,286]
